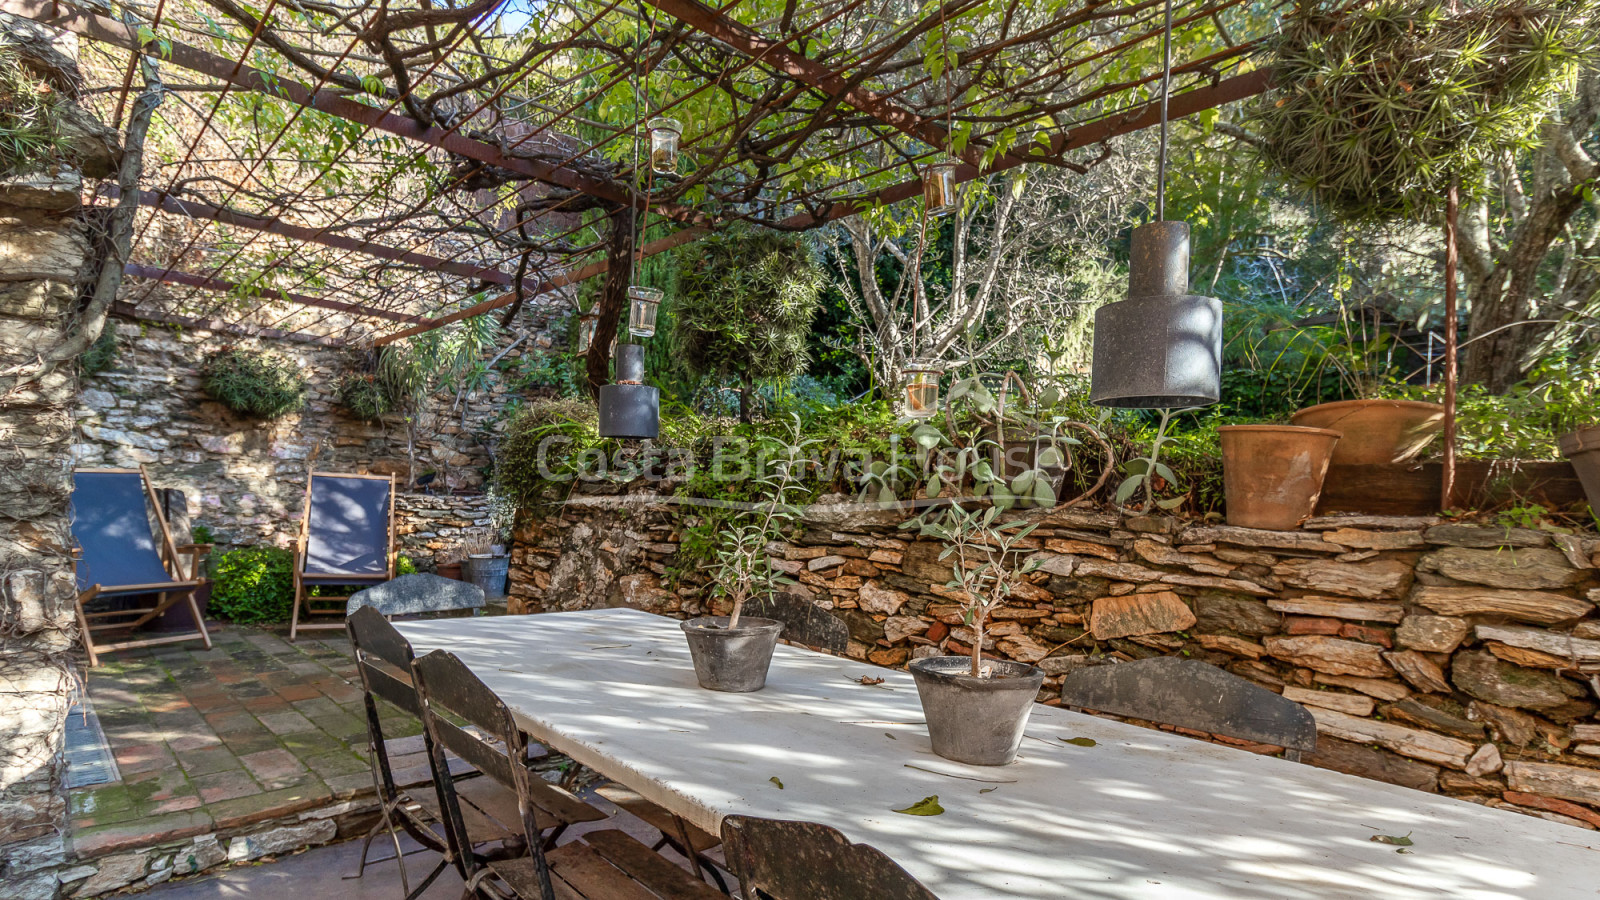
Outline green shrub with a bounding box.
[209,546,295,623]
[0,37,70,175]
[201,347,306,418]
[397,554,417,575]
[80,329,118,375]
[338,372,393,421]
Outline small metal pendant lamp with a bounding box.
[1089,0,1221,409]
[600,51,662,440]
[599,343,660,439]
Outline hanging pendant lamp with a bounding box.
[1089,0,1221,409]
[599,344,660,439]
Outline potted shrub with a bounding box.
[682,427,809,692]
[902,504,1044,766]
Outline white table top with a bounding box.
[397,609,1600,899]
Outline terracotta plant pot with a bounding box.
[1290,399,1444,465]
[1558,424,1600,512]
[1220,425,1342,530]
[436,562,463,581]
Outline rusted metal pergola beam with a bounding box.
[373,226,707,345]
[123,263,423,323]
[374,68,1271,344]
[2,0,698,223]
[640,0,1028,173]
[108,188,516,285]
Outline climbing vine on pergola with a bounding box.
[6,0,1283,388]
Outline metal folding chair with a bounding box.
[70,467,212,666]
[1058,656,1317,761]
[721,816,941,900]
[346,608,604,899]
[411,648,723,900]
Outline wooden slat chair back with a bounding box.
[346,606,455,899]
[1058,656,1317,760]
[721,816,941,900]
[744,593,849,654]
[69,467,212,666]
[291,471,396,640]
[411,649,722,900]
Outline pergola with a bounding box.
[6,0,1278,382]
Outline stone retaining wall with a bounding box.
[509,487,1600,830]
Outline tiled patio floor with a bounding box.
[69,623,417,859]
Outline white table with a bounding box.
[397,609,1600,899]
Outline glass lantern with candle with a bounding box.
[923,159,959,216]
[628,286,663,338]
[902,358,946,419]
[648,117,682,174]
[576,305,600,353]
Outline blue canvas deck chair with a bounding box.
[70,467,212,667]
[291,471,397,641]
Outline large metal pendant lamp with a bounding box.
[1089,0,1221,409]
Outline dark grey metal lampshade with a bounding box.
[1090,221,1222,409]
[598,344,659,439]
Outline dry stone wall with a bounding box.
[510,485,1600,830]
[71,320,529,563]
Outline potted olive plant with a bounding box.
[902,504,1044,766]
[682,425,811,692]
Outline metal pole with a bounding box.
[1156,0,1173,221]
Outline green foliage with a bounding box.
[190,523,215,545]
[1410,357,1600,459]
[673,229,824,419]
[0,37,69,175]
[499,346,584,399]
[200,347,306,418]
[493,397,603,508]
[379,312,499,406]
[338,372,394,421]
[1255,0,1599,221]
[706,420,810,624]
[397,554,417,576]
[80,329,118,375]
[209,545,295,623]
[1116,409,1189,511]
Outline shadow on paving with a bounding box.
[69,622,419,858]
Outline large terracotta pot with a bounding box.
[1558,424,1600,512]
[1220,425,1342,530]
[1290,399,1444,465]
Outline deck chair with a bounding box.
[721,816,940,900]
[346,607,606,900]
[70,467,212,667]
[411,649,724,900]
[1059,656,1317,761]
[291,471,396,641]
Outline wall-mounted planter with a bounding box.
[1220,425,1341,530]
[1290,399,1443,465]
[1558,424,1600,512]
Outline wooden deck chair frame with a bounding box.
[72,466,213,667]
[291,471,397,641]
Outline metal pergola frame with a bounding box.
[5,0,1280,349]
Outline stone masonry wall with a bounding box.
[71,319,527,564]
[510,485,1600,831]
[0,18,116,900]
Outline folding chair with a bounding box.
[721,816,940,900]
[411,648,724,900]
[291,471,396,641]
[345,608,605,899]
[70,467,212,667]
[1059,656,1317,761]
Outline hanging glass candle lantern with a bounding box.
[902,358,946,419]
[576,305,600,353]
[923,159,960,216]
[648,117,681,175]
[628,286,663,338]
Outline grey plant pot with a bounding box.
[681,616,784,693]
[462,554,509,598]
[909,656,1045,766]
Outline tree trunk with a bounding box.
[585,207,634,399]
[739,373,754,423]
